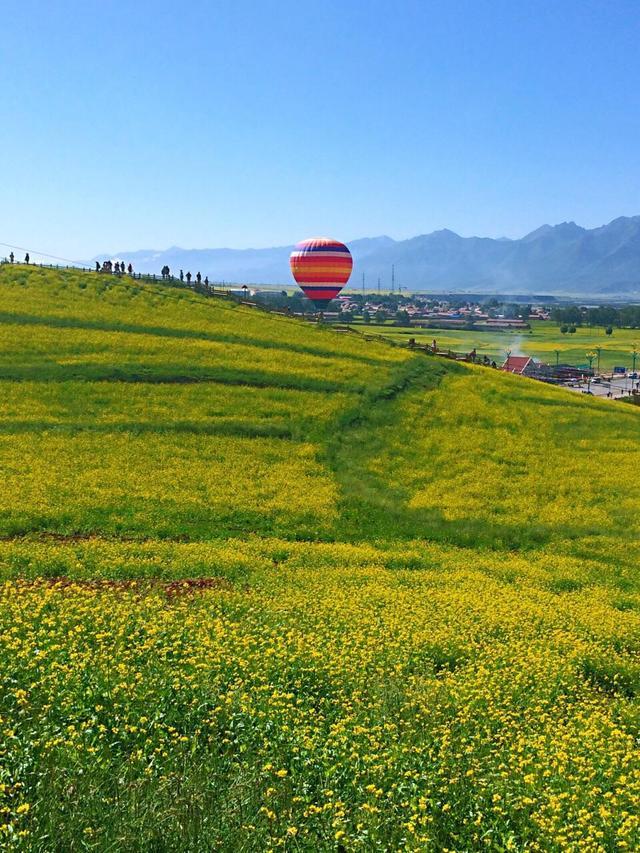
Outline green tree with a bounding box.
[519,304,532,320]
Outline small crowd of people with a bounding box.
[91,261,214,290]
[178,269,209,287]
[7,251,213,291]
[160,266,211,288]
[466,348,497,367]
[96,260,133,275]
[6,250,221,300]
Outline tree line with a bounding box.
[550,304,640,329]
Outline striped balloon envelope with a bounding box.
[289,237,353,308]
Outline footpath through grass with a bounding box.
[2,266,640,851]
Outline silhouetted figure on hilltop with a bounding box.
[196,272,201,284]
[186,271,192,284]
[24,253,29,264]
[9,252,14,263]
[96,261,100,272]
[204,276,209,287]
[179,269,184,282]
[127,263,133,275]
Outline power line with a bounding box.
[0,241,88,267]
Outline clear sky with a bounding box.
[2,0,639,260]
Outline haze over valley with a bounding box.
[105,215,640,296]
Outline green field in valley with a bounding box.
[3,265,640,850]
[359,319,640,371]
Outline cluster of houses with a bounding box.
[234,287,556,331]
[334,295,551,331]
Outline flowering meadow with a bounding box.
[2,266,640,850]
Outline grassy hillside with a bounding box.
[2,265,640,850]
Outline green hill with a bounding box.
[2,265,640,850]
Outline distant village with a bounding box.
[246,289,548,330]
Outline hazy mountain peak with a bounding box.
[522,224,553,241]
[553,221,584,234]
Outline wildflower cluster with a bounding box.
[2,548,640,849]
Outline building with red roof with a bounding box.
[501,355,536,375]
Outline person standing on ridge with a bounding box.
[186,271,192,284]
[179,269,184,282]
[127,263,133,275]
[24,253,30,264]
[9,252,14,263]
[196,271,201,285]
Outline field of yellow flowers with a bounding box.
[2,265,640,850]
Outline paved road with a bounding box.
[564,375,640,400]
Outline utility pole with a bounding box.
[377,276,381,295]
[391,264,395,294]
[362,272,365,300]
[596,346,601,374]
[586,351,596,392]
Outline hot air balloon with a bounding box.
[289,237,353,309]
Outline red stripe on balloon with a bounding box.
[290,255,353,266]
[300,286,343,300]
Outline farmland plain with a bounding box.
[2,265,640,851]
[361,320,640,371]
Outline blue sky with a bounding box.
[2,0,639,259]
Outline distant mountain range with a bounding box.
[101,215,640,296]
